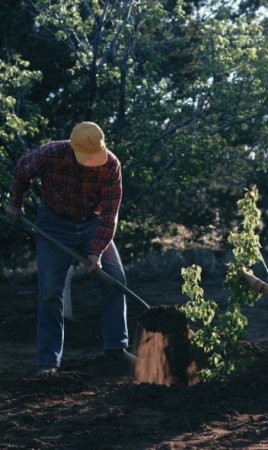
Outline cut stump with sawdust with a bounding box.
[134,305,204,386]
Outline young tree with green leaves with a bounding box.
[181,186,264,380]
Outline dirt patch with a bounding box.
[1,274,268,449]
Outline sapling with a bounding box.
[181,186,263,381]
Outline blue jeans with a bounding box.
[36,203,128,368]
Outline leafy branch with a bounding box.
[181,185,263,381]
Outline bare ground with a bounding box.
[1,267,268,450]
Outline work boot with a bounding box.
[104,349,137,365]
[37,367,58,378]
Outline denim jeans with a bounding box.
[36,202,128,368]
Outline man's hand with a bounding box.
[88,254,102,273]
[242,267,267,294]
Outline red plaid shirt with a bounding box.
[7,140,122,256]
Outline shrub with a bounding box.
[181,186,263,381]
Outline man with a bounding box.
[6,121,134,376]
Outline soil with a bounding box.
[1,271,268,450]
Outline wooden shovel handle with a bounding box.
[21,216,150,310]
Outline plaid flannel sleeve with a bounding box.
[6,146,47,213]
[89,164,122,256]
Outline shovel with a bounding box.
[3,214,200,384]
[19,216,150,311]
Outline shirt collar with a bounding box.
[62,141,76,167]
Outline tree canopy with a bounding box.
[1,0,268,258]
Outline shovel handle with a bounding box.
[21,217,150,310]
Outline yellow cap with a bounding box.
[70,122,108,166]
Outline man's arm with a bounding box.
[89,163,122,261]
[6,145,47,222]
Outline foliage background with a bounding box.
[1,0,268,263]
